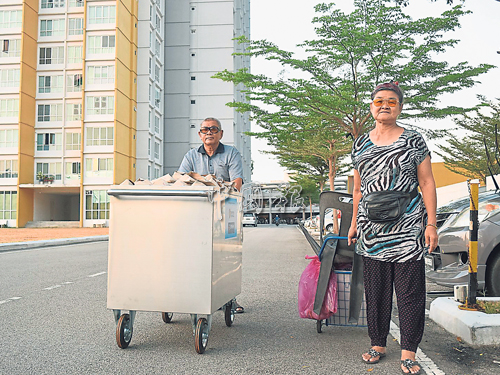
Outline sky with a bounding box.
[248,0,500,182]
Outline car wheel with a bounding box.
[486,251,500,297]
[326,224,333,232]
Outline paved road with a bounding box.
[0,226,498,374]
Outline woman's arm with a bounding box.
[417,155,438,253]
[348,169,362,246]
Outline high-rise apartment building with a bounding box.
[0,0,250,228]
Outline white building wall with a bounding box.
[163,0,251,183]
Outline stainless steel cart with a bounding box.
[106,185,242,353]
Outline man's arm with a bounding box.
[178,152,193,173]
[228,148,244,192]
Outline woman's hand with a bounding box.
[348,225,358,246]
[425,226,438,253]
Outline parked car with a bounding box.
[242,213,257,227]
[425,190,500,296]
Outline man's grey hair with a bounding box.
[201,117,222,129]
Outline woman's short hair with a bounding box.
[371,81,404,103]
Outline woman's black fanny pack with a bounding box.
[363,188,419,223]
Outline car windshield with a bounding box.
[438,191,500,213]
[244,214,253,217]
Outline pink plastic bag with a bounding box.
[298,255,337,320]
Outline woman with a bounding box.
[347,81,438,375]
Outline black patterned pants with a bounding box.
[362,256,426,353]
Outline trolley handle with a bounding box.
[318,235,348,261]
[107,189,214,201]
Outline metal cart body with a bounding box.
[106,185,242,352]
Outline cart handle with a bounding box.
[107,189,214,201]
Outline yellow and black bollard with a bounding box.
[459,179,480,311]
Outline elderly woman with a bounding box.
[347,81,438,375]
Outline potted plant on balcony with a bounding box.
[44,175,54,184]
[36,171,44,183]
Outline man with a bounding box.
[178,117,245,313]
[178,117,243,191]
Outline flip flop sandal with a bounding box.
[401,359,421,375]
[362,348,386,364]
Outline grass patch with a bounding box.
[477,300,500,314]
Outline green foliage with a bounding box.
[214,0,494,185]
[436,97,500,184]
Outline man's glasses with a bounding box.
[372,99,400,107]
[199,126,220,134]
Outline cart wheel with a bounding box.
[316,320,322,333]
[162,312,173,323]
[224,303,234,327]
[116,314,133,348]
[194,318,209,354]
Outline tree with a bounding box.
[436,97,500,184]
[214,0,494,187]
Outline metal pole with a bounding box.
[467,179,479,307]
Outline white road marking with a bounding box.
[88,271,106,278]
[0,300,10,305]
[9,296,21,300]
[390,320,446,375]
[0,297,22,304]
[43,285,62,290]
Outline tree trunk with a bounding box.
[328,154,339,233]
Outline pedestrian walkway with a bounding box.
[0,228,108,244]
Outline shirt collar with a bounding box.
[197,142,225,155]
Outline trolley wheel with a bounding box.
[162,312,173,323]
[116,314,133,348]
[194,318,209,354]
[224,303,234,327]
[316,320,322,333]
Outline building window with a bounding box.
[65,132,81,150]
[0,129,18,148]
[0,160,18,178]
[39,46,64,65]
[154,64,160,82]
[40,0,65,9]
[154,115,160,134]
[0,39,21,58]
[87,35,115,54]
[40,19,65,37]
[36,133,62,151]
[88,5,116,24]
[154,88,161,108]
[85,190,110,219]
[155,38,160,57]
[66,103,82,121]
[0,99,19,118]
[85,158,113,178]
[68,18,84,35]
[67,45,83,64]
[86,96,114,115]
[37,104,63,122]
[0,10,22,28]
[36,162,62,180]
[68,0,84,8]
[147,165,151,180]
[0,191,17,220]
[87,65,114,84]
[86,127,113,146]
[148,138,151,156]
[149,57,152,75]
[66,73,83,92]
[154,141,160,160]
[38,75,64,93]
[155,166,160,179]
[65,161,81,180]
[155,14,161,31]
[0,69,20,88]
